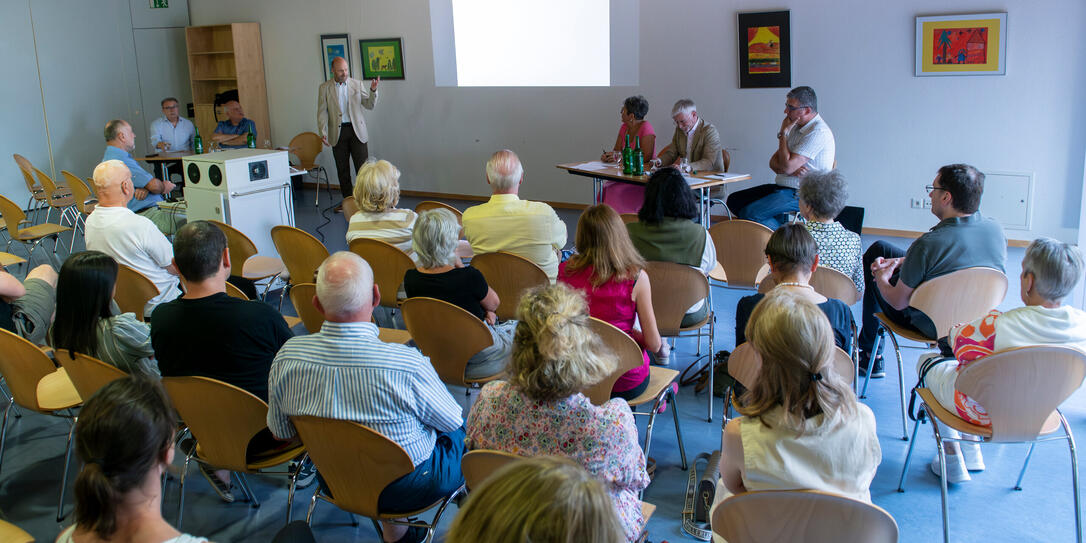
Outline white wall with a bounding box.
[188,0,1086,241]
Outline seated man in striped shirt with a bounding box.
[267,251,465,543]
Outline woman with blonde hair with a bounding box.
[558,204,663,400]
[714,289,880,526]
[446,456,625,543]
[345,159,418,258]
[467,284,650,542]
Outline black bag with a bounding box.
[680,350,732,398]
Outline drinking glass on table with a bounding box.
[264,139,272,149]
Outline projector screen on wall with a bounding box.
[430,0,638,87]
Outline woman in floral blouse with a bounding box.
[466,284,651,543]
[798,170,863,295]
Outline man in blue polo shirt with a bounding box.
[212,100,256,149]
[102,119,185,235]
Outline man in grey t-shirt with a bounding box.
[727,86,835,229]
[858,164,1006,377]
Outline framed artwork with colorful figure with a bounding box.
[915,13,1007,76]
[320,34,351,82]
[359,38,406,80]
[737,11,791,88]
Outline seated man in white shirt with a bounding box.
[149,97,195,153]
[462,150,568,283]
[86,160,181,318]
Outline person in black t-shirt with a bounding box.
[150,220,295,502]
[403,209,514,379]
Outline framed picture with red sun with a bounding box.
[737,10,791,88]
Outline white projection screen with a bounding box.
[431,0,638,87]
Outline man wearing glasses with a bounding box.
[857,164,1006,378]
[149,97,195,153]
[652,98,724,173]
[727,86,835,229]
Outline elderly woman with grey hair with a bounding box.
[917,237,1086,484]
[798,169,863,294]
[403,208,515,378]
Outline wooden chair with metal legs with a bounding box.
[865,267,1007,440]
[209,220,286,300]
[291,415,465,542]
[341,195,359,219]
[400,297,502,394]
[470,251,549,321]
[288,132,331,206]
[55,351,128,401]
[707,149,734,219]
[114,264,160,320]
[161,376,308,528]
[33,167,77,227]
[0,519,33,543]
[0,194,70,268]
[711,489,899,543]
[898,346,1086,543]
[0,328,82,522]
[707,220,772,289]
[60,171,96,252]
[12,154,48,224]
[645,261,715,420]
[224,281,302,329]
[348,238,414,311]
[461,450,658,542]
[271,225,330,311]
[583,318,688,479]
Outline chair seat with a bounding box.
[0,519,33,543]
[378,327,412,345]
[874,313,935,345]
[283,316,303,329]
[917,388,1061,439]
[195,441,307,471]
[243,256,286,280]
[50,194,75,207]
[14,222,70,240]
[708,262,727,282]
[641,501,656,522]
[628,367,679,408]
[37,367,82,411]
[0,252,27,267]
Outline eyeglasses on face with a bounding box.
[924,185,948,193]
[785,104,808,111]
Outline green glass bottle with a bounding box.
[246,126,256,149]
[621,133,632,175]
[632,137,644,176]
[193,126,203,154]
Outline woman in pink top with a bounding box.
[559,204,662,400]
[600,96,656,214]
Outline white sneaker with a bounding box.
[652,342,671,367]
[930,454,971,483]
[961,442,985,471]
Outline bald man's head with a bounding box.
[315,251,376,320]
[485,149,524,194]
[331,57,349,83]
[92,160,133,207]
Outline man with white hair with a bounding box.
[652,98,725,172]
[102,119,184,235]
[462,149,568,282]
[267,251,465,543]
[86,159,180,317]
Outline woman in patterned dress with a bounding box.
[466,284,651,542]
[798,169,863,295]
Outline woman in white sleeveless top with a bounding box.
[711,289,881,540]
[55,376,210,543]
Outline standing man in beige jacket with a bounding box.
[317,56,379,210]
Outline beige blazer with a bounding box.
[317,78,377,145]
[657,119,725,172]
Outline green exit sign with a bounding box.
[151,0,168,8]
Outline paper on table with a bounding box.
[573,161,612,171]
[704,173,749,181]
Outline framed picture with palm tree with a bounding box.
[915,13,1007,76]
[737,11,790,88]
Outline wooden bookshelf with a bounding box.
[185,23,270,145]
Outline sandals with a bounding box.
[198,463,235,503]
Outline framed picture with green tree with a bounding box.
[359,37,406,80]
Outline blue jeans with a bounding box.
[728,185,798,230]
[377,427,466,513]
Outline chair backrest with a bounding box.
[758,267,860,306]
[956,345,1086,442]
[12,154,41,192]
[288,132,323,169]
[645,261,710,334]
[348,238,414,308]
[414,201,463,225]
[0,328,70,412]
[708,220,773,288]
[342,195,359,219]
[619,213,640,224]
[908,267,1008,339]
[114,264,159,318]
[288,283,323,334]
[161,376,274,472]
[209,220,259,266]
[291,415,414,517]
[582,317,646,405]
[0,195,28,238]
[711,489,898,543]
[271,225,330,285]
[722,149,731,173]
[0,518,34,543]
[400,297,495,386]
[461,449,523,490]
[470,251,549,321]
[729,342,854,389]
[224,281,249,300]
[56,351,128,401]
[33,167,61,194]
[61,171,94,214]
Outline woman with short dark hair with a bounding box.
[600,95,656,214]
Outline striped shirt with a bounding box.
[345,208,418,259]
[266,321,463,466]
